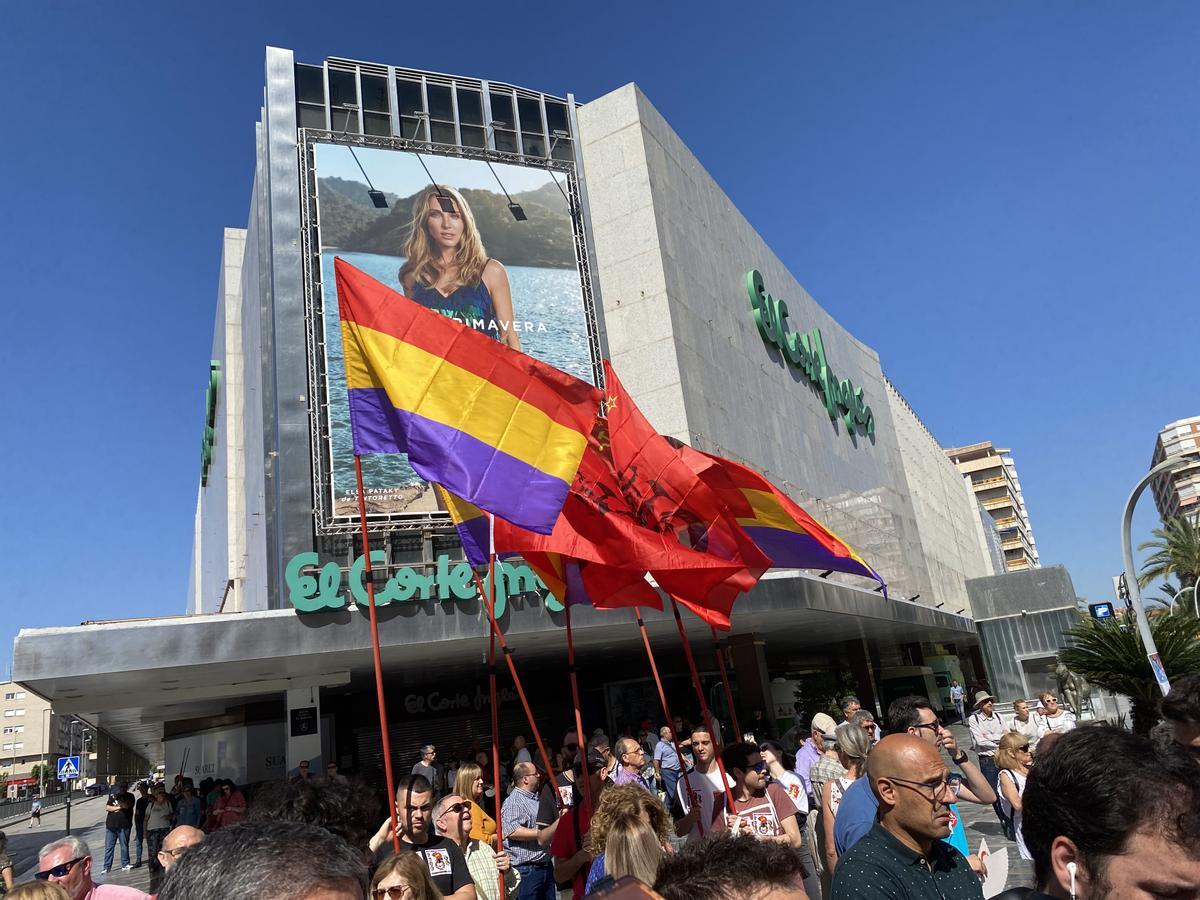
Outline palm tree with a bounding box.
[1059,609,1200,734]
[1138,515,1200,591]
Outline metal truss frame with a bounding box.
[298,128,603,538]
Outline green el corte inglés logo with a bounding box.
[746,270,874,437]
[285,551,564,619]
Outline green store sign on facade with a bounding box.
[285,551,564,618]
[746,270,875,438]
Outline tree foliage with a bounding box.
[1138,515,1200,591]
[1059,608,1200,733]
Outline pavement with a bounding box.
[7,794,154,894]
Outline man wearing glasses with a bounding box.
[502,762,558,900]
[611,738,652,792]
[370,774,476,900]
[831,735,983,899]
[718,741,803,847]
[35,835,149,899]
[435,792,519,900]
[156,825,204,875]
[834,695,995,873]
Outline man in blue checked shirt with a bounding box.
[503,762,559,900]
[652,726,682,809]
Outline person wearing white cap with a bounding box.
[968,690,1010,836]
[794,712,839,807]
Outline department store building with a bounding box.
[14,48,998,783]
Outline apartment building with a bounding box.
[1150,416,1200,525]
[0,681,72,797]
[945,441,1041,572]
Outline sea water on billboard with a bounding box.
[314,143,596,518]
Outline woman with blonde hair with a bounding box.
[819,721,871,890]
[370,850,444,900]
[7,884,70,900]
[399,185,521,350]
[995,731,1033,860]
[583,784,671,895]
[597,813,663,888]
[453,762,497,848]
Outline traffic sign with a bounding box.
[57,756,80,780]
[1089,601,1115,620]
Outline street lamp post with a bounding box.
[1168,584,1199,617]
[39,708,51,797]
[1120,452,1200,697]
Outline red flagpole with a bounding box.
[670,597,738,818]
[564,601,593,813]
[354,456,401,853]
[487,542,506,900]
[634,608,702,833]
[710,626,742,742]
[471,571,559,790]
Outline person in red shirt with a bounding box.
[719,741,803,848]
[549,752,610,899]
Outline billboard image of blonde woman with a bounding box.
[311,143,597,520]
[399,184,521,351]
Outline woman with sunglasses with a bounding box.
[370,851,443,900]
[995,731,1033,860]
[1033,691,1077,737]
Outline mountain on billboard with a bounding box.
[317,178,577,270]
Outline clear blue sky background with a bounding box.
[2,2,1197,669]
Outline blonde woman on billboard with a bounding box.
[399,184,522,351]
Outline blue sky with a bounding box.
[1,2,1197,668]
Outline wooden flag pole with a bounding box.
[486,542,506,900]
[710,626,743,742]
[471,571,560,789]
[670,597,738,817]
[564,601,593,813]
[634,607,702,833]
[353,456,401,853]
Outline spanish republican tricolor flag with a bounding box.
[335,258,603,534]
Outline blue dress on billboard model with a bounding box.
[409,275,501,343]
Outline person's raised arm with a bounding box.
[939,731,995,805]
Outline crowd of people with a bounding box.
[12,673,1200,899]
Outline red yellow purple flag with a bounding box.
[336,258,602,534]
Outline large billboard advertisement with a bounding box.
[310,142,598,524]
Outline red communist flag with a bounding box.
[601,361,770,624]
[494,419,757,611]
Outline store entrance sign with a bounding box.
[746,270,874,437]
[284,551,563,618]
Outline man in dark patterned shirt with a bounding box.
[832,735,982,899]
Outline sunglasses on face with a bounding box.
[373,885,413,899]
[750,761,767,774]
[442,802,470,816]
[1016,744,1031,753]
[36,857,86,880]
[913,721,943,734]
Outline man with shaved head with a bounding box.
[157,825,204,874]
[831,735,982,899]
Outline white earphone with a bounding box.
[1066,861,1077,900]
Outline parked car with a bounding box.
[84,783,105,796]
